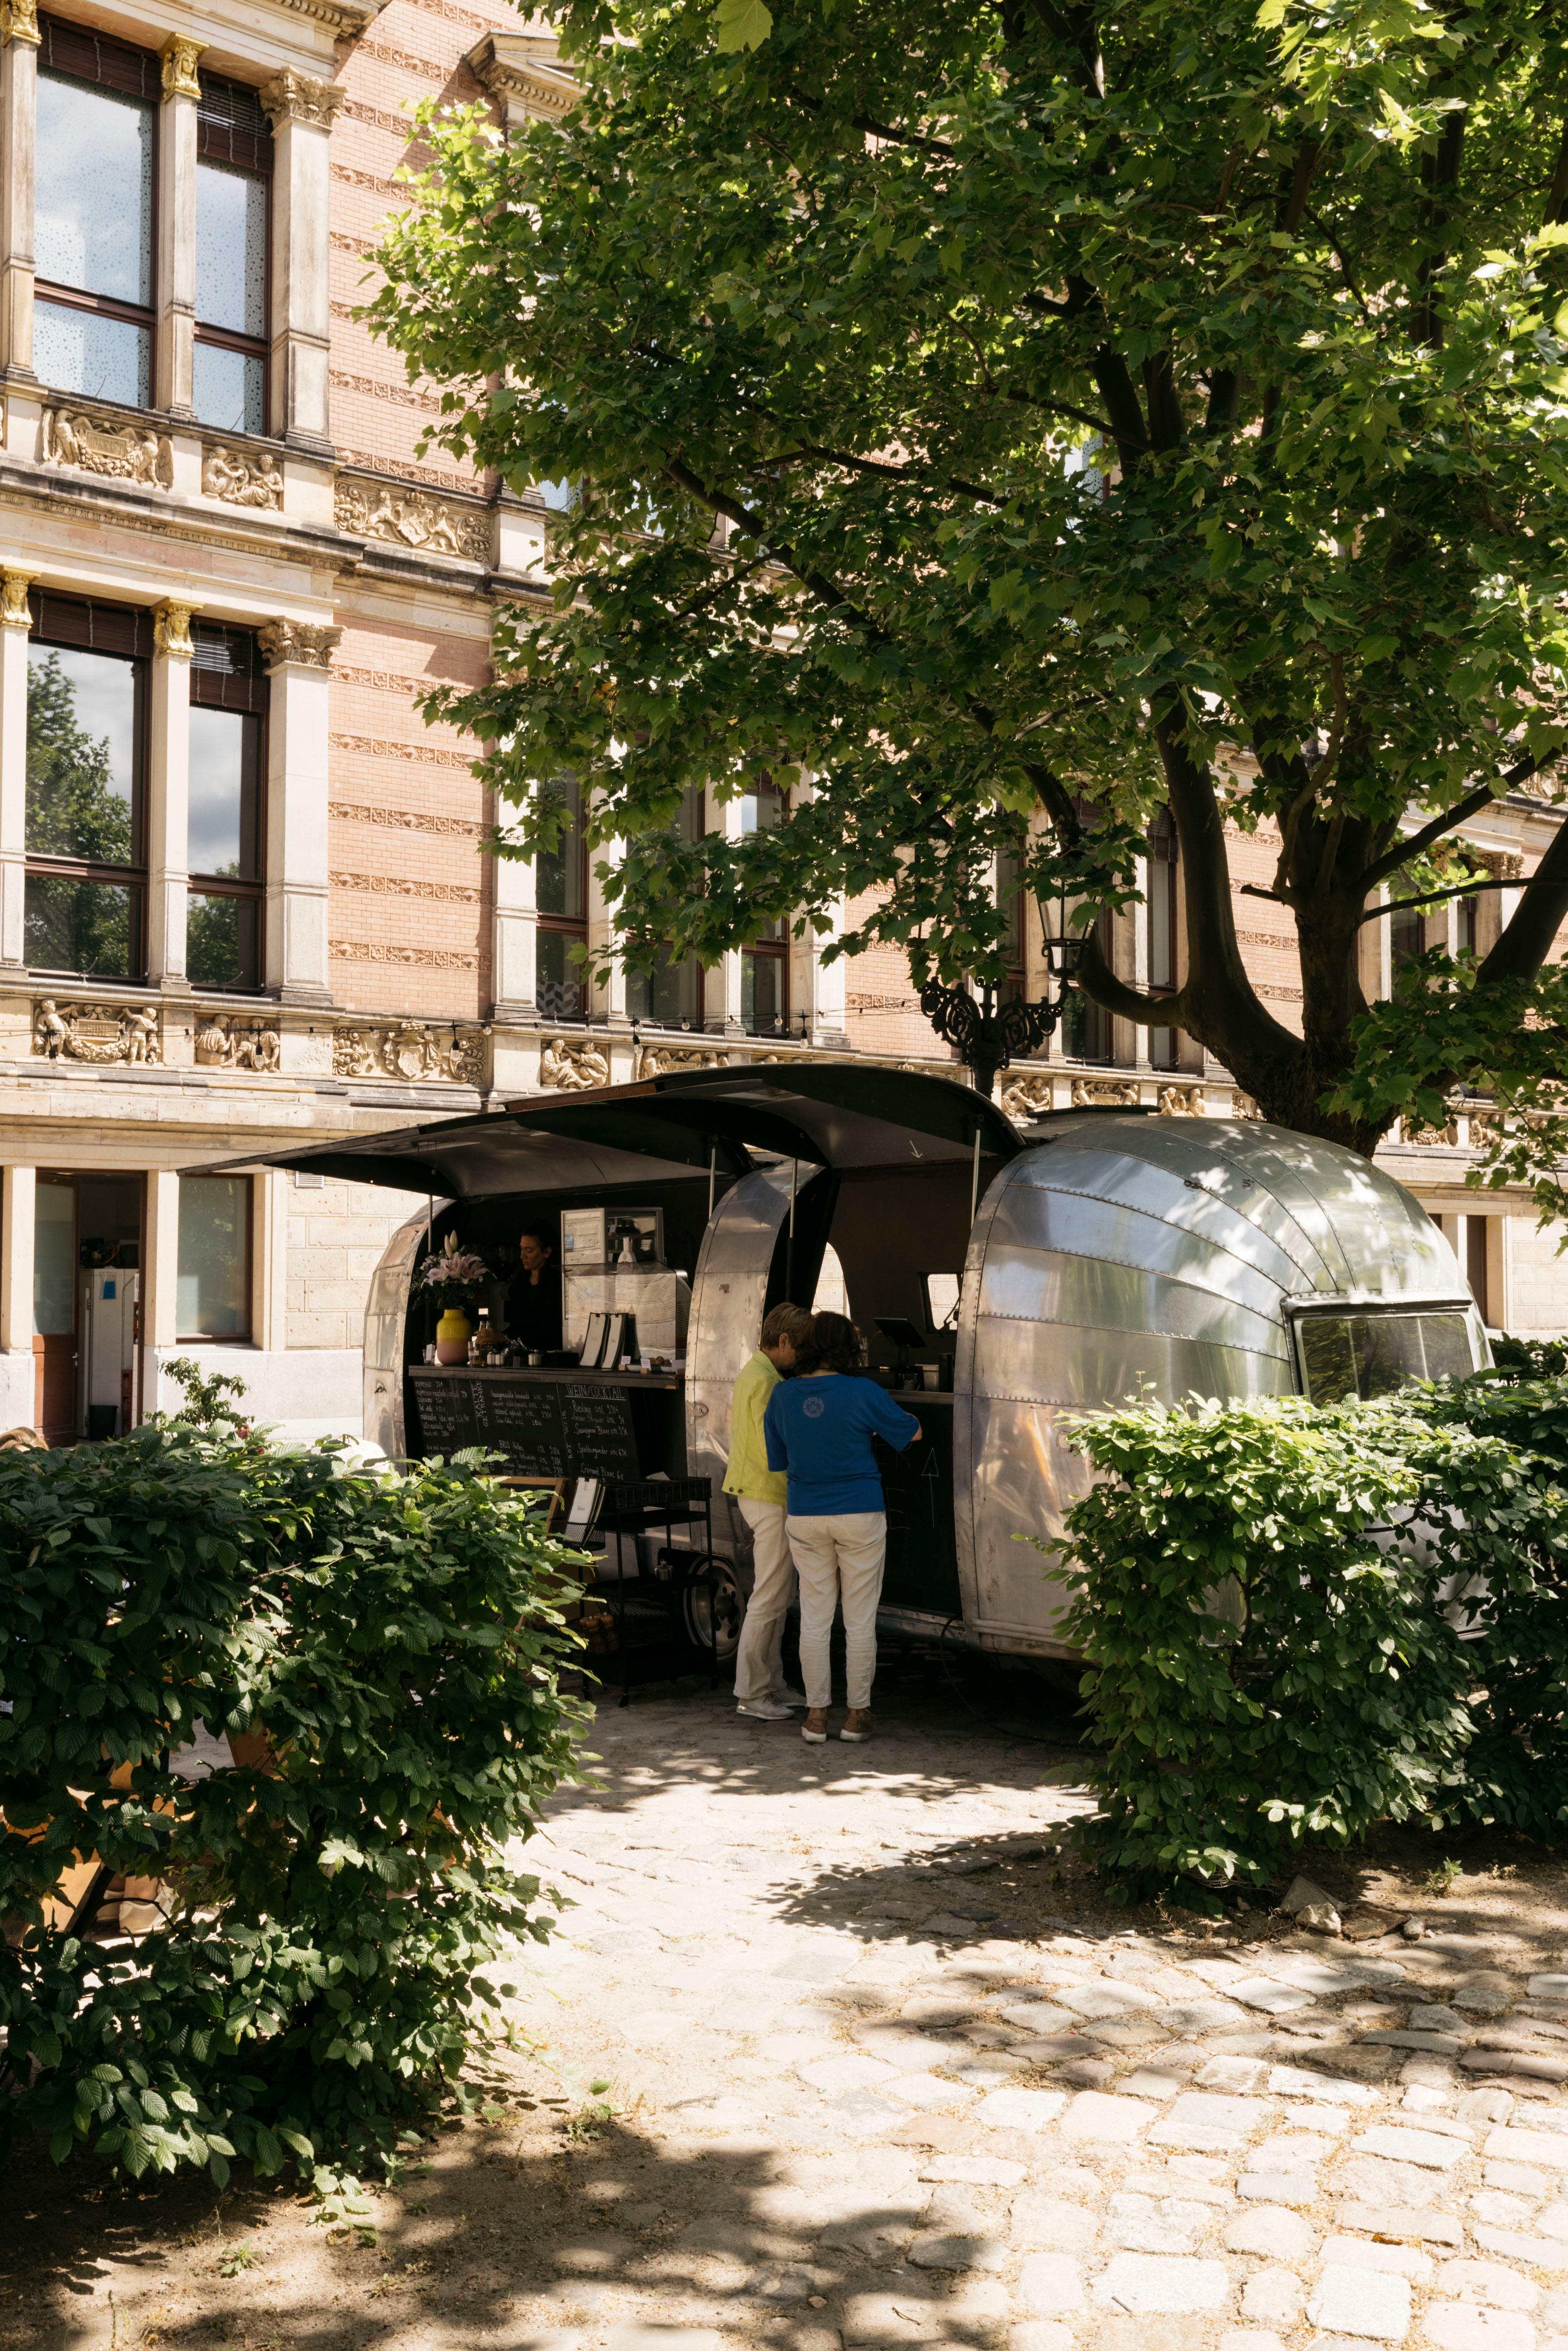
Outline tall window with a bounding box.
[1061,910,1114,1064]
[189,624,265,989]
[1146,806,1179,1070]
[194,77,272,435]
[740,777,787,1034]
[536,778,588,1021]
[1390,897,1425,979]
[34,19,157,410]
[628,785,705,1029]
[26,592,149,978]
[996,844,1028,1010]
[178,1176,251,1339]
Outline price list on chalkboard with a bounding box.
[408,1373,640,1481]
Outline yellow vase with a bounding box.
[434,1306,472,1364]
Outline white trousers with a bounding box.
[733,1498,797,1704]
[787,1511,886,1711]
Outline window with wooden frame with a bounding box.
[996,843,1029,1012]
[1145,805,1180,1070]
[34,17,159,410]
[194,76,273,437]
[188,623,266,991]
[25,591,150,979]
[1059,796,1116,1064]
[628,785,706,1029]
[536,777,590,1022]
[177,1174,252,1340]
[739,776,788,1034]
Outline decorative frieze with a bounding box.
[1233,1093,1265,1120]
[152,601,195,661]
[631,1040,728,1080]
[194,1013,281,1071]
[329,735,475,769]
[1000,1071,1054,1121]
[257,619,341,671]
[43,406,173,489]
[331,941,477,970]
[159,35,203,99]
[32,998,161,1065]
[259,68,347,132]
[327,801,483,838]
[335,475,490,564]
[332,1019,485,1085]
[330,870,480,902]
[1157,1083,1205,1117]
[1071,1076,1139,1108]
[540,1034,610,1090]
[202,442,284,511]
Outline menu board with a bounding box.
[408,1372,639,1482]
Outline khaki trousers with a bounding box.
[733,1497,797,1704]
[786,1511,886,1711]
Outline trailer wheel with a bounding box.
[683,1555,742,1661]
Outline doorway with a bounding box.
[33,1172,143,1444]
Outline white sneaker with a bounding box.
[770,1686,808,1706]
[736,1698,797,1721]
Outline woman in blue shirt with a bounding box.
[763,1311,921,1744]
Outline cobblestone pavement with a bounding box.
[8,1670,1568,2351]
[512,1681,1568,2351]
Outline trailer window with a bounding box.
[1296,1311,1474,1404]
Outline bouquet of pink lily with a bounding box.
[420,1230,492,1315]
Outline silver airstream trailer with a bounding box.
[219,1067,1488,1663]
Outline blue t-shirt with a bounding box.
[763,1373,921,1517]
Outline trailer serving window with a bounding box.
[1292,1305,1477,1404]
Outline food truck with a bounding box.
[208,1065,1489,1665]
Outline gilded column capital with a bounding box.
[159,35,204,101]
[0,571,33,629]
[0,0,42,49]
[153,600,197,660]
[258,69,346,132]
[257,618,341,671]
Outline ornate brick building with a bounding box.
[0,0,1560,1444]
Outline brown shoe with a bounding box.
[840,1709,873,1743]
[802,1708,828,1745]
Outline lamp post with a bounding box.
[919,896,1088,1100]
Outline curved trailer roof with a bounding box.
[183,1063,1022,1189]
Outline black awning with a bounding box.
[181,1065,1019,1194]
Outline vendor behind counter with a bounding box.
[506,1223,563,1354]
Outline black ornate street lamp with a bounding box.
[919,895,1088,1100]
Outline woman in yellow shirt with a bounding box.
[725,1303,814,1719]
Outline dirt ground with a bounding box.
[5,1646,1568,2351]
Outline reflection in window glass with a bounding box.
[536,928,584,1021]
[27,646,139,863]
[741,948,783,1033]
[192,342,264,436]
[629,948,702,1029]
[33,1183,76,1336]
[36,72,154,304]
[536,780,583,918]
[1297,1311,1475,1403]
[196,160,267,336]
[189,706,259,877]
[187,894,258,991]
[178,1176,250,1338]
[33,300,150,409]
[25,876,137,976]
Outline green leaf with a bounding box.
[714,0,772,51]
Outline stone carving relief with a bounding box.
[0,0,42,48]
[335,477,490,564]
[160,34,202,98]
[33,998,161,1065]
[153,601,195,660]
[1157,1083,1206,1117]
[1232,1093,1265,1120]
[631,1041,727,1080]
[332,1020,485,1086]
[1403,1110,1460,1146]
[1467,1109,1502,1151]
[0,570,31,628]
[1071,1077,1139,1108]
[540,1034,610,1091]
[203,442,284,511]
[1000,1071,1055,1121]
[257,619,341,671]
[259,68,347,131]
[43,406,173,488]
[194,1014,281,1071]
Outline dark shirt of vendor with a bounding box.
[506,1226,563,1354]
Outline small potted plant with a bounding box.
[420,1231,493,1362]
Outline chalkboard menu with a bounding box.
[876,1418,961,1617]
[408,1373,641,1481]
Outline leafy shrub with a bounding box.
[1056,1396,1513,1906]
[1489,1334,1568,1381]
[160,1354,251,1430]
[0,1425,583,2185]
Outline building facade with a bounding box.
[0,0,1561,1447]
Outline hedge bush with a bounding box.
[0,1425,583,2186]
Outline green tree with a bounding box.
[364,0,1568,1179]
[25,651,134,977]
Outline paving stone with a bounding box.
[1320,2235,1434,2280]
[1199,2056,1269,2093]
[1333,2203,1465,2245]
[1414,2006,1473,2035]
[1058,2055,1118,2090]
[1122,2067,1188,2101]
[1436,2260,1541,2311]
[1423,2309,1539,2351]
[1531,1979,1568,2001]
[1250,2131,1334,2171]
[1237,2171,1320,2206]
[1059,2089,1151,2144]
[1352,2124,1473,2170]
[906,2229,1008,2272]
[998,2003,1077,2034]
[886,2072,978,2110]
[1473,2226,1568,2269]
[1227,1978,1317,2015]
[1089,2253,1231,2313]
[1224,2206,1319,2261]
[1155,2000,1251,2032]
[1241,2268,1303,2327]
[1363,2029,1468,2055]
[1219,2334,1287,2351]
[975,2088,1068,2135]
[1150,2092,1269,2153]
[1490,2165,1555,2195]
[800,2052,900,2095]
[1009,2195,1100,2253]
[1269,2065,1379,2106]
[855,2026,962,2072]
[1016,2253,1086,2314]
[1056,1983,1159,2019]
[1103,2193,1213,2253]
[1305,2264,1412,2340]
[919,2157,1028,2187]
[1489,2132,1568,2175]
[1008,2326,1076,2351]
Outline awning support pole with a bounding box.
[707,1144,717,1223]
[969,1128,981,1230]
[427,1192,434,1254]
[787,1157,798,1301]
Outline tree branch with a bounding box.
[1359,748,1561,893]
[1547,120,1568,226]
[1480,813,1568,985]
[1023,0,1104,98]
[1351,876,1513,930]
